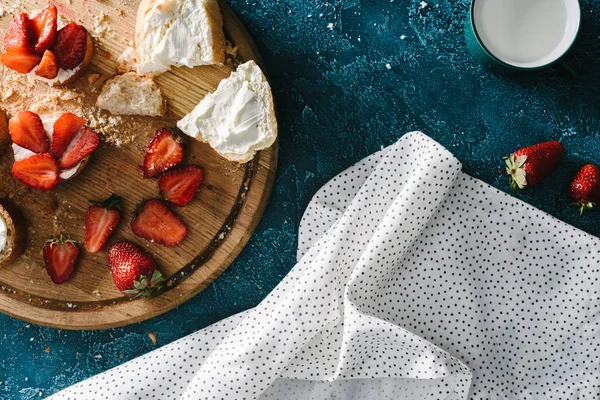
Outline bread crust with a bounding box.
[0,199,26,266]
[0,109,9,156]
[135,0,226,69]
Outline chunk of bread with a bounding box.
[177,60,277,163]
[135,0,226,75]
[0,199,26,266]
[96,73,166,117]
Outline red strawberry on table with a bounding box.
[51,112,87,158]
[35,49,58,79]
[43,235,80,284]
[108,241,165,297]
[3,13,34,50]
[143,128,184,178]
[12,153,59,190]
[8,111,49,153]
[131,199,187,246]
[30,5,57,53]
[59,127,100,169]
[158,165,204,206]
[569,164,600,215]
[85,194,123,253]
[1,47,42,73]
[505,140,565,191]
[53,22,88,69]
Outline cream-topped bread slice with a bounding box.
[97,73,166,117]
[177,60,277,163]
[135,0,226,75]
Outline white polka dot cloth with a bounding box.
[50,132,600,400]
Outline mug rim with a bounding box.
[469,0,581,70]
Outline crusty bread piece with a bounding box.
[96,72,166,117]
[177,60,277,163]
[0,199,26,266]
[0,109,9,156]
[135,0,226,75]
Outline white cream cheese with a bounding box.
[177,60,276,161]
[137,0,219,75]
[27,64,81,86]
[12,117,82,180]
[0,215,7,253]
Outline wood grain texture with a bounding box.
[0,0,278,329]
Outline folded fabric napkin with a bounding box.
[50,132,600,400]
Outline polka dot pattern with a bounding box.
[50,132,600,400]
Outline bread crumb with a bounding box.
[87,73,100,84]
[148,332,157,345]
[44,347,51,353]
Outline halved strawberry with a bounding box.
[53,22,87,69]
[85,194,122,253]
[51,112,86,158]
[1,47,42,73]
[131,199,187,246]
[8,111,49,153]
[3,13,34,50]
[12,153,59,190]
[35,49,58,79]
[59,127,99,169]
[158,165,204,206]
[143,128,184,178]
[31,5,57,53]
[43,235,79,284]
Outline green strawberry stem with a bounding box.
[576,201,594,215]
[123,270,166,299]
[89,193,123,210]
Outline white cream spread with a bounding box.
[137,0,219,74]
[27,64,81,86]
[12,117,83,180]
[177,60,276,161]
[0,215,7,253]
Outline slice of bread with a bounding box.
[177,60,277,163]
[0,199,26,266]
[96,72,166,117]
[135,0,226,75]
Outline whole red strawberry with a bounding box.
[85,194,123,253]
[43,235,80,284]
[505,140,565,190]
[569,164,600,215]
[108,241,164,297]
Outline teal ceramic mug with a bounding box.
[465,0,581,74]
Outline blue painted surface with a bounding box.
[2,0,600,398]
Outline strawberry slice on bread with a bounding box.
[10,110,100,190]
[1,6,93,86]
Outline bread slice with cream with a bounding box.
[177,60,277,163]
[135,0,226,75]
[96,73,167,117]
[0,199,26,266]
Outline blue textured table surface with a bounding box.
[2,0,600,398]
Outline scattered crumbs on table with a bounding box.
[420,1,428,8]
[44,347,51,353]
[148,332,157,345]
[94,354,102,359]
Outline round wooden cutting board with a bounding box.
[0,0,277,329]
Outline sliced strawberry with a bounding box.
[3,13,34,50]
[131,199,187,246]
[35,49,58,79]
[53,22,87,69]
[51,112,86,158]
[109,241,164,297]
[12,153,59,190]
[158,165,204,206]
[43,235,79,284]
[1,47,42,73]
[31,5,57,53]
[59,127,99,169]
[85,194,122,253]
[8,111,49,153]
[143,128,184,178]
